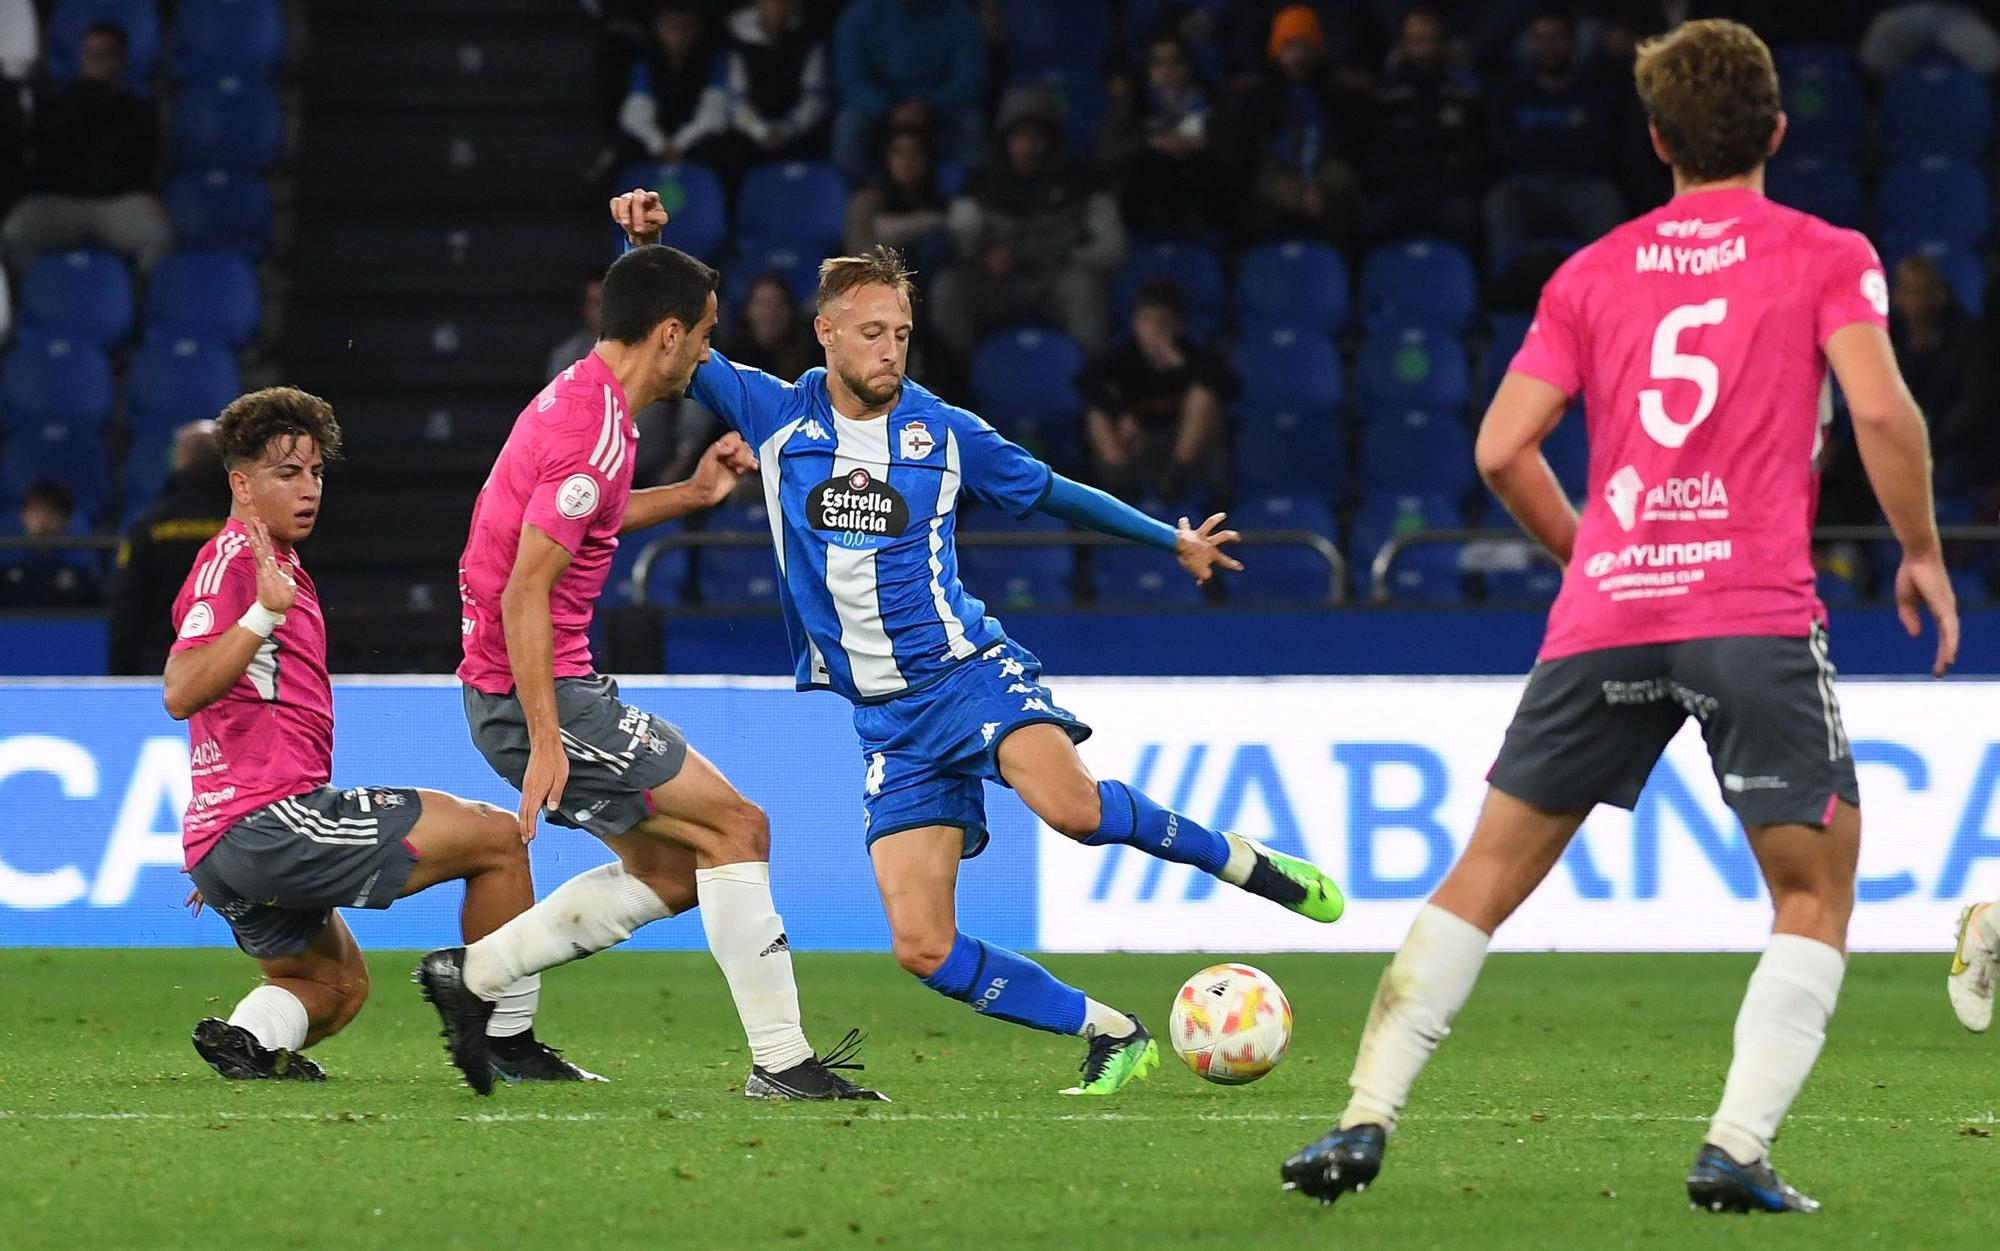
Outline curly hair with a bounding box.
[816,245,914,314]
[1634,19,1780,185]
[216,386,343,468]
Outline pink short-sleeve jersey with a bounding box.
[1507,187,1889,661]
[169,519,335,868]
[457,351,638,693]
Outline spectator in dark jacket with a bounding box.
[107,422,230,673]
[830,0,988,183]
[1097,33,1227,241]
[1482,6,1624,265]
[711,0,831,175]
[1,480,101,609]
[1236,5,1365,250]
[618,3,732,168]
[1,22,170,272]
[1076,281,1239,504]
[719,272,821,381]
[1361,4,1484,246]
[844,124,953,276]
[930,87,1127,359]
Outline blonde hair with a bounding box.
[1633,19,1781,183]
[816,245,914,314]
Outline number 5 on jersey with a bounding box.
[1640,298,1728,448]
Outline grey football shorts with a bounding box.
[1488,623,1860,829]
[188,785,423,959]
[462,673,689,840]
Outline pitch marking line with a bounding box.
[3,1110,1994,1127]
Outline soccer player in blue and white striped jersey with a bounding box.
[614,190,1346,1094]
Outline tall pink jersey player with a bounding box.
[167,387,591,1087]
[1284,20,1961,1215]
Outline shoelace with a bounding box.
[1076,1032,1122,1083]
[814,1028,869,1073]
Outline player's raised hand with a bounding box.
[1174,513,1243,585]
[688,432,760,507]
[245,516,297,614]
[609,189,669,247]
[183,886,205,918]
[517,744,567,843]
[1895,551,1960,677]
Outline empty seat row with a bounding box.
[45,0,284,89]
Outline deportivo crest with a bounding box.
[809,468,909,548]
[899,420,936,459]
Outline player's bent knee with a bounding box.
[1041,788,1103,841]
[714,799,771,862]
[892,933,951,979]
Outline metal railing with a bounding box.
[1370,524,2000,602]
[0,535,123,556]
[631,528,1351,606]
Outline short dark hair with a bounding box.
[217,386,343,468]
[23,480,74,517]
[601,244,718,344]
[1634,18,1779,184]
[82,21,128,53]
[1132,279,1184,318]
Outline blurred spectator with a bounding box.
[831,0,988,184]
[0,0,33,81]
[1860,3,2000,78]
[0,0,30,216]
[1097,33,1226,241]
[106,422,228,674]
[1,23,171,273]
[1889,254,2000,495]
[931,86,1127,359]
[710,0,831,177]
[1225,0,1377,90]
[586,0,657,137]
[0,481,99,609]
[844,124,952,276]
[1482,6,1624,266]
[547,271,605,380]
[617,3,731,167]
[1075,281,1238,504]
[720,271,821,380]
[1360,4,1484,246]
[1236,5,1365,249]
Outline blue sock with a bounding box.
[1083,780,1230,875]
[920,932,1087,1036]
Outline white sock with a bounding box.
[1219,833,1257,887]
[229,984,308,1052]
[486,973,540,1039]
[1707,934,1845,1166]
[1081,997,1138,1040]
[463,862,674,1000]
[696,861,814,1072]
[1341,904,1491,1134]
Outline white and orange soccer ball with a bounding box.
[1168,962,1293,1084]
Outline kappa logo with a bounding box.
[997,657,1027,679]
[980,721,1001,745]
[799,420,830,441]
[865,752,886,796]
[899,420,936,460]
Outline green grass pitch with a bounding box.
[0,950,1990,1248]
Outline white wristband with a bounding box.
[238,603,285,638]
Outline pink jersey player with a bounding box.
[457,351,638,694]
[1511,185,1889,660]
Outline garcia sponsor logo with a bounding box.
[1636,235,1748,276]
[1643,471,1729,522]
[809,468,909,546]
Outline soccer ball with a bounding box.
[1168,962,1292,1084]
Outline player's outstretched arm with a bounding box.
[1474,371,1578,566]
[500,524,575,840]
[1033,473,1242,585]
[620,432,760,533]
[1825,322,1960,675]
[163,518,296,720]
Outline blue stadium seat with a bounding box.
[1236,241,1350,338]
[1773,46,1865,158]
[958,507,1074,609]
[1480,312,1533,405]
[1093,542,1205,606]
[1882,61,1993,158]
[1350,492,1463,602]
[1356,327,1471,415]
[605,524,688,607]
[126,335,241,435]
[1233,404,1345,500]
[1465,529,1563,602]
[1359,409,1475,497]
[19,250,135,348]
[724,243,822,312]
[1360,239,1478,334]
[165,171,274,257]
[1,332,116,435]
[1883,240,1988,317]
[1542,405,1590,498]
[1,427,112,522]
[697,501,781,607]
[1229,324,1342,411]
[970,326,1086,468]
[998,0,1109,78]
[1112,242,1224,341]
[1229,494,1341,603]
[169,76,283,173]
[46,0,160,90]
[609,162,727,262]
[736,162,847,254]
[1765,154,1866,230]
[170,0,283,78]
[142,251,261,347]
[1007,67,1110,156]
[1878,156,1991,247]
[1816,568,1864,606]
[121,427,176,517]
